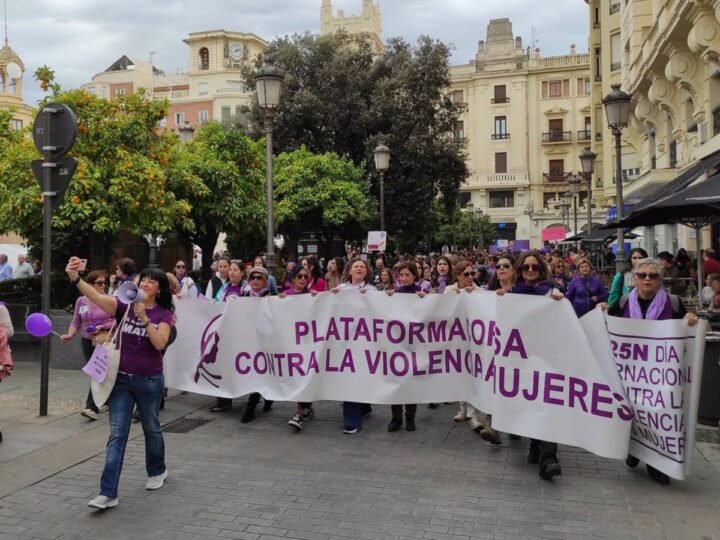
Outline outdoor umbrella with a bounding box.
[605,173,720,297]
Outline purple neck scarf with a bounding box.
[627,287,668,320]
[511,280,553,296]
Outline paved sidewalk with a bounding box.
[0,362,719,540]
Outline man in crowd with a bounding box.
[372,254,386,285]
[13,254,34,279]
[657,251,687,296]
[702,248,720,277]
[0,254,13,281]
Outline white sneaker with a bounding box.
[80,408,98,421]
[453,412,468,422]
[145,470,167,490]
[88,495,118,509]
[469,417,484,431]
[288,414,303,430]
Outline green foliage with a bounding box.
[429,200,497,250]
[244,32,468,251]
[273,147,373,256]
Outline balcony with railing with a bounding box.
[491,97,510,104]
[491,133,510,140]
[541,131,572,144]
[466,172,529,188]
[543,171,572,183]
[577,130,592,142]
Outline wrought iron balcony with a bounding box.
[543,171,572,183]
[491,97,510,104]
[577,130,592,141]
[541,131,572,143]
[491,133,510,140]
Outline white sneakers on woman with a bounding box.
[145,469,167,490]
[88,495,118,509]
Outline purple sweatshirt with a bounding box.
[70,296,115,340]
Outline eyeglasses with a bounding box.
[462,271,476,277]
[495,264,511,270]
[295,274,309,280]
[249,275,265,281]
[93,280,106,285]
[175,264,185,269]
[635,272,660,281]
[520,264,541,272]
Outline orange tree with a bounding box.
[0,89,200,269]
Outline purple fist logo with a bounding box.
[194,314,223,388]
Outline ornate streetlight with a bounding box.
[373,144,390,231]
[602,84,632,275]
[579,147,597,235]
[475,208,484,251]
[569,175,582,250]
[255,59,285,271]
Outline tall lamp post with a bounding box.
[465,202,474,249]
[569,175,581,250]
[560,192,572,235]
[579,147,597,236]
[374,144,390,232]
[475,208,484,251]
[255,60,285,271]
[602,84,632,275]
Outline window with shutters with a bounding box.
[199,47,210,70]
[492,85,509,103]
[495,152,507,173]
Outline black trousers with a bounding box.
[530,439,558,464]
[391,404,417,419]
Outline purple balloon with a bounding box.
[25,312,53,337]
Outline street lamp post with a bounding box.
[602,84,632,276]
[579,147,597,236]
[569,175,581,250]
[255,59,285,272]
[475,208,484,251]
[465,202,474,249]
[373,145,390,232]
[561,192,572,236]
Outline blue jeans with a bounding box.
[100,373,165,498]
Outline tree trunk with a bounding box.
[285,226,301,261]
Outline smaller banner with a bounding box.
[606,316,707,480]
[367,231,386,251]
[542,227,567,242]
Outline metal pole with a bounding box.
[586,172,593,236]
[573,195,578,251]
[265,113,275,271]
[614,128,625,276]
[379,171,385,232]
[40,110,52,417]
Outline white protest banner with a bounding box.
[165,292,633,459]
[605,315,707,480]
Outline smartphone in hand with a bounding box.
[77,259,88,272]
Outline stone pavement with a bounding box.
[0,362,719,540]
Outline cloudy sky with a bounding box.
[6,0,589,105]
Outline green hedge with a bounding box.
[0,275,79,311]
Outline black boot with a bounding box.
[387,417,403,432]
[262,399,274,412]
[405,416,416,431]
[242,393,260,423]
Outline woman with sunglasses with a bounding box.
[173,260,196,298]
[486,254,515,293]
[498,251,564,480]
[331,257,375,433]
[549,259,570,294]
[600,258,698,485]
[208,261,248,413]
[60,270,116,422]
[281,265,318,431]
[607,247,648,309]
[66,258,174,509]
[566,258,608,318]
[236,266,276,423]
[444,260,485,430]
[253,256,278,295]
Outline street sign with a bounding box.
[32,103,78,160]
[31,157,79,211]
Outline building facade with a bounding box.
[320,0,383,53]
[0,38,32,131]
[587,0,720,255]
[451,19,598,248]
[82,30,267,135]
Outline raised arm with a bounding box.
[66,257,118,316]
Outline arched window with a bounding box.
[199,47,209,71]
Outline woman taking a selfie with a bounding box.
[66,257,174,510]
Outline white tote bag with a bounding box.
[89,309,128,408]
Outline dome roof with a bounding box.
[0,44,24,70]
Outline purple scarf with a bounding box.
[511,280,554,296]
[626,288,669,320]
